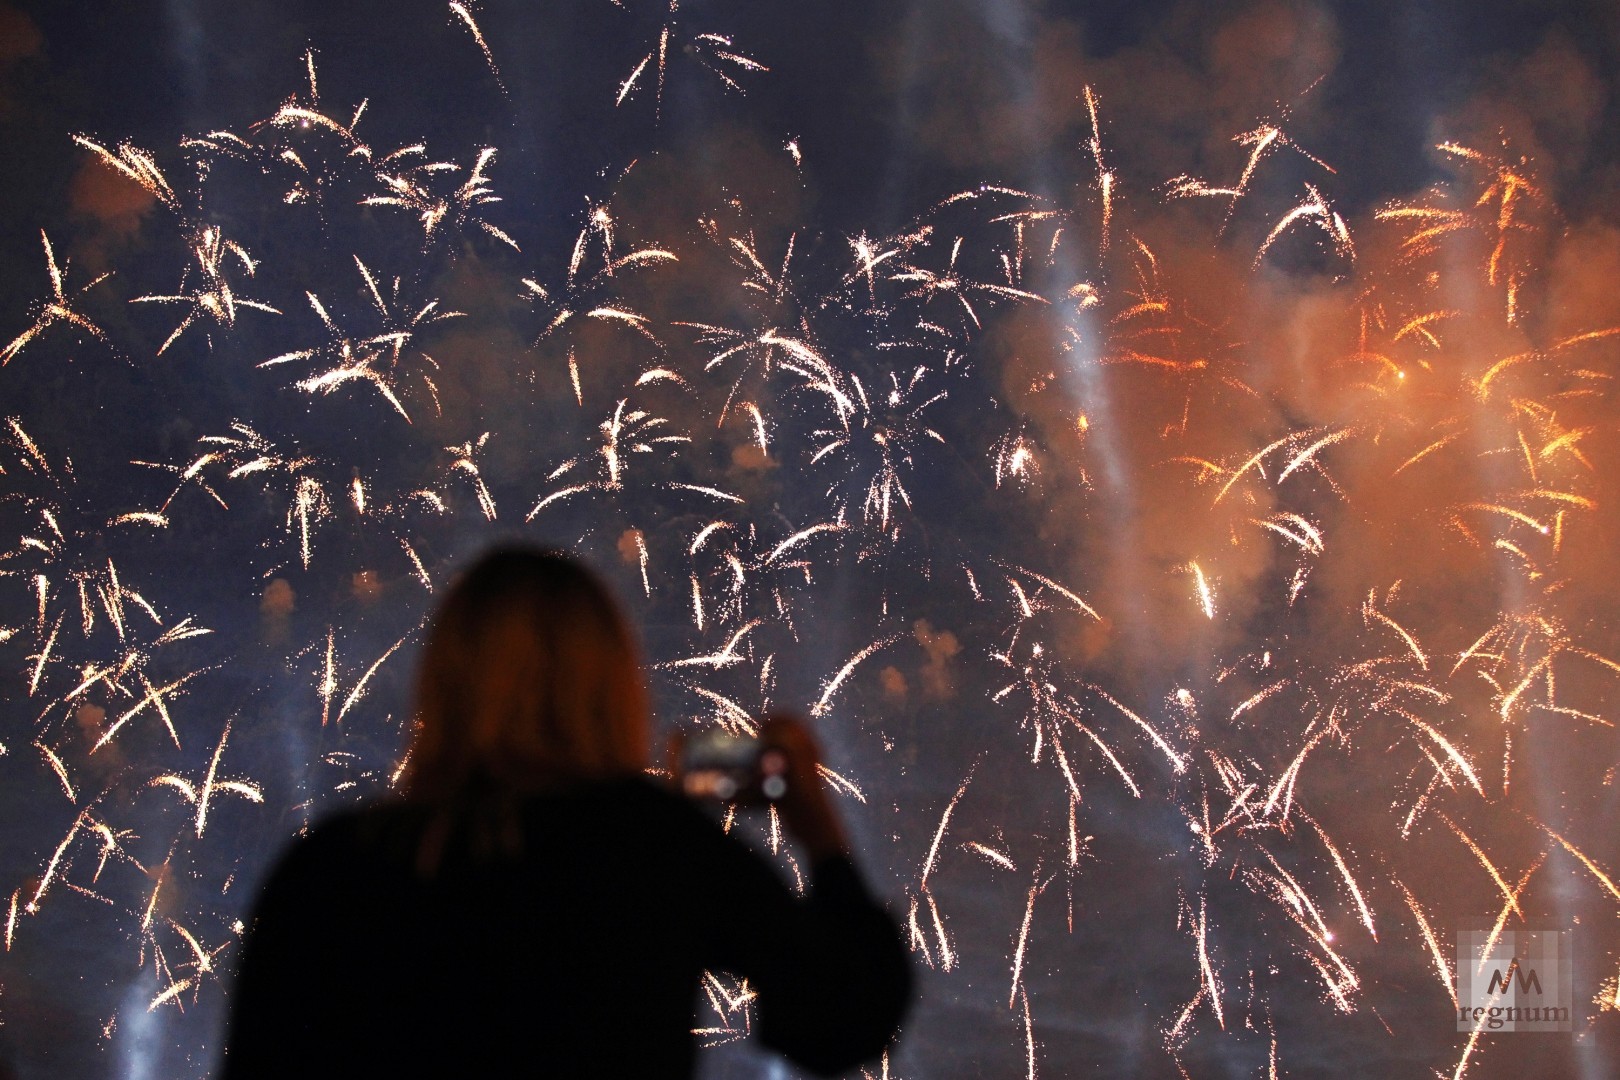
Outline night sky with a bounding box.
[3,1,1620,1077]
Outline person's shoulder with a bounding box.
[264,800,420,885]
[578,774,714,824]
[560,775,738,850]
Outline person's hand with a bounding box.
[760,714,849,863]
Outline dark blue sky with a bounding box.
[5,0,1617,258]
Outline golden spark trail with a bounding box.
[664,621,759,670]
[812,636,899,717]
[816,765,865,803]
[1021,987,1038,1080]
[926,890,955,970]
[1276,428,1353,484]
[1193,899,1224,1030]
[1230,678,1289,722]
[1211,431,1299,504]
[967,842,1016,871]
[1536,821,1620,903]
[1303,814,1375,938]
[337,629,414,723]
[150,720,264,837]
[2,233,111,366]
[28,812,87,911]
[148,978,194,1013]
[1441,814,1526,918]
[1084,86,1113,255]
[1009,876,1042,1009]
[37,741,74,801]
[1191,562,1215,620]
[93,668,209,752]
[1363,594,1428,670]
[1091,685,1188,772]
[922,773,972,888]
[448,3,505,93]
[990,561,1098,619]
[1395,879,1456,1008]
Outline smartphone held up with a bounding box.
[679,730,789,804]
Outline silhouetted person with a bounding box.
[223,548,910,1078]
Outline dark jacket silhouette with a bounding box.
[223,780,909,1077]
[223,548,909,1077]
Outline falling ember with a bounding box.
[336,629,415,724]
[3,232,111,366]
[1020,987,1038,1080]
[926,890,955,971]
[448,2,505,93]
[148,978,194,1013]
[149,721,264,837]
[811,636,898,717]
[634,529,651,595]
[1083,86,1113,256]
[1009,876,1042,1009]
[993,433,1039,488]
[1305,814,1375,940]
[1193,899,1225,1031]
[922,773,970,888]
[318,628,338,727]
[1396,880,1456,1008]
[967,841,1016,871]
[1190,562,1215,619]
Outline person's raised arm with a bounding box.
[688,714,911,1074]
[759,714,850,864]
